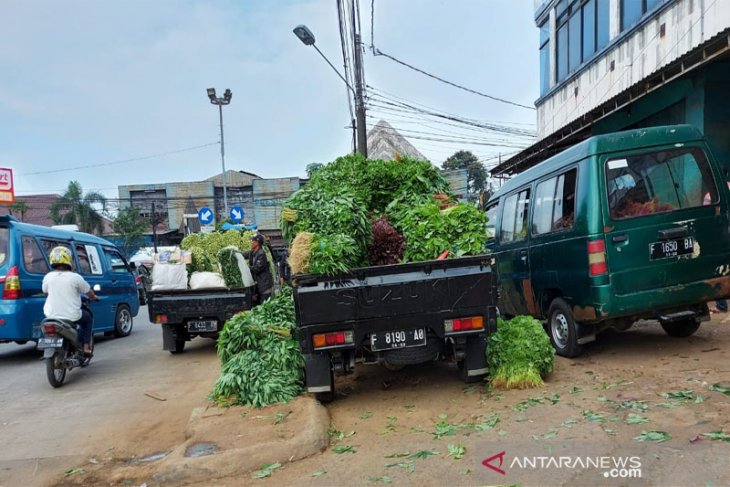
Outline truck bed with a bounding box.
[147,288,252,324]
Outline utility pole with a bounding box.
[151,202,158,254]
[207,88,233,217]
[351,3,368,158]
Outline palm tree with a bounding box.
[8,200,29,221]
[50,181,107,234]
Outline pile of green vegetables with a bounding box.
[281,154,489,275]
[180,229,275,287]
[211,286,304,407]
[487,316,555,389]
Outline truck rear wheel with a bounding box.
[548,298,582,357]
[661,319,700,337]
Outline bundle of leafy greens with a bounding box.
[487,316,555,389]
[280,154,467,275]
[217,246,244,288]
[211,287,304,407]
[392,200,488,262]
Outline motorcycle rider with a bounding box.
[42,247,99,356]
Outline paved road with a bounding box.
[0,306,220,487]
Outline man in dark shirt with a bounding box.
[245,234,273,304]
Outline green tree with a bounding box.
[442,150,488,202]
[112,207,148,257]
[305,162,324,179]
[50,181,107,234]
[7,200,29,221]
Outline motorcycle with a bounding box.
[37,287,99,387]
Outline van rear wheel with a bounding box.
[548,298,582,358]
[660,319,700,337]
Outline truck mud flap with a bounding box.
[161,324,179,351]
[304,353,332,393]
[464,334,488,377]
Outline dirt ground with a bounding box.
[54,315,730,487]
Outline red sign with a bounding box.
[0,168,14,204]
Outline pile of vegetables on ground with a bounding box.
[211,286,304,408]
[281,154,488,275]
[487,315,555,389]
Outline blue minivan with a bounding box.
[0,215,140,345]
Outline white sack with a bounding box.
[189,271,227,290]
[234,252,255,287]
[151,263,188,291]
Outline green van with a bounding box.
[486,125,730,357]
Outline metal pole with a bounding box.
[151,202,158,254]
[219,103,229,216]
[352,32,367,158]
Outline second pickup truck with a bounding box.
[147,287,252,353]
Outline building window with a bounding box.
[554,0,610,85]
[539,21,550,95]
[621,0,665,32]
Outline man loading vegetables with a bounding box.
[244,234,273,305]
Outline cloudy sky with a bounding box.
[2,0,538,201]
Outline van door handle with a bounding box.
[612,234,628,243]
[111,279,118,284]
[658,226,688,240]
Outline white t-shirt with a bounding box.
[42,271,91,321]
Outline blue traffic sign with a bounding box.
[198,207,214,225]
[230,206,244,223]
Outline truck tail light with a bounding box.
[155,314,168,324]
[587,239,608,276]
[445,316,484,333]
[313,330,353,349]
[2,266,21,300]
[135,276,141,285]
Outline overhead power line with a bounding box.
[18,142,220,176]
[371,49,535,110]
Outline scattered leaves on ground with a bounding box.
[410,450,439,460]
[404,405,415,413]
[359,411,373,420]
[634,431,671,443]
[332,445,356,454]
[709,383,730,396]
[561,419,578,428]
[311,469,327,477]
[625,413,649,425]
[662,390,695,401]
[385,461,415,473]
[582,410,605,423]
[447,444,466,460]
[252,463,282,479]
[702,431,730,442]
[367,475,392,484]
[549,393,561,405]
[381,416,398,435]
[474,414,501,431]
[616,400,649,412]
[385,451,411,458]
[64,468,84,477]
[570,386,583,394]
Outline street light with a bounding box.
[293,24,367,157]
[207,87,233,216]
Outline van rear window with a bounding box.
[606,147,718,220]
[0,227,8,267]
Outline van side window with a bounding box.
[606,147,717,220]
[75,245,92,275]
[40,239,74,270]
[534,169,577,235]
[104,248,129,274]
[485,203,499,239]
[500,189,531,243]
[22,237,49,274]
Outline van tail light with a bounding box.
[43,323,58,337]
[445,316,484,334]
[135,276,141,285]
[313,330,353,349]
[2,266,21,299]
[588,239,608,276]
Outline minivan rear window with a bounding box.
[0,227,9,267]
[606,147,719,220]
